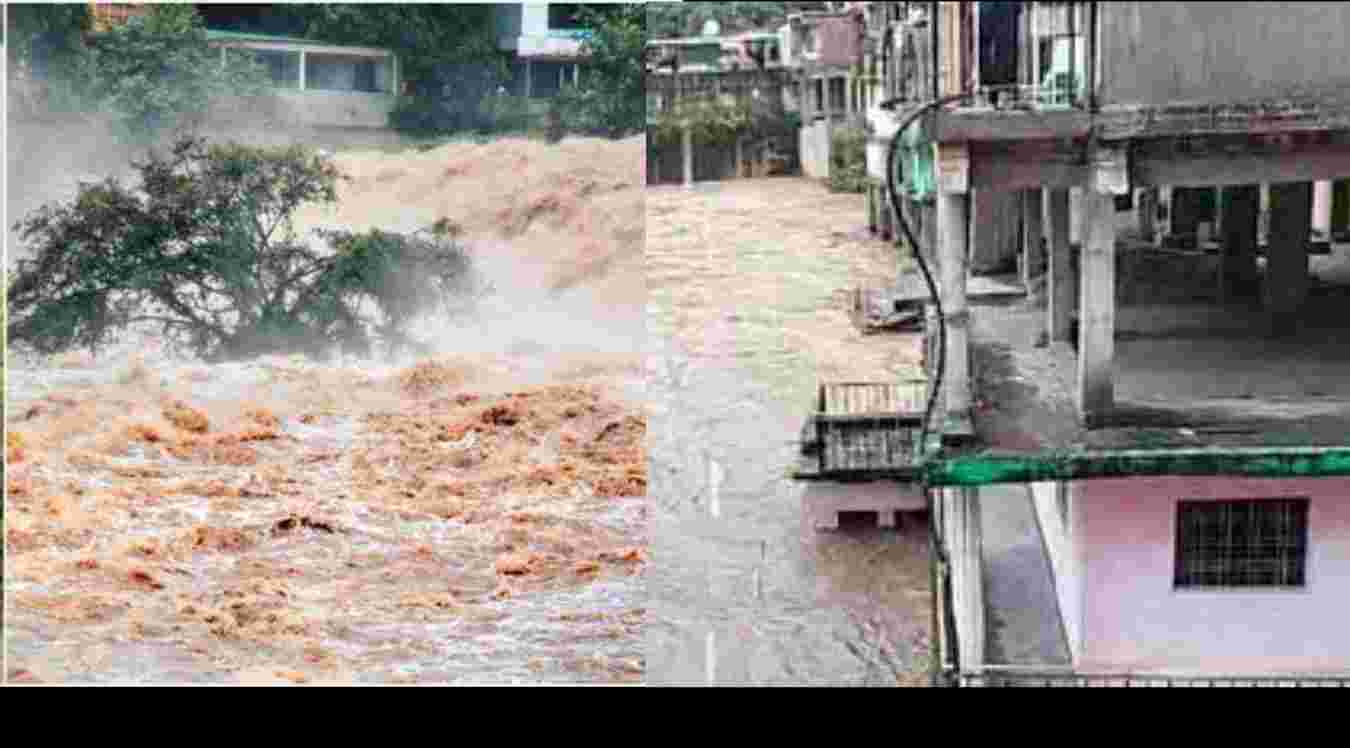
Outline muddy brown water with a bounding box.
[5,319,645,684]
[645,179,933,686]
[4,125,648,683]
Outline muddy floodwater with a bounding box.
[4,133,647,684]
[645,178,933,686]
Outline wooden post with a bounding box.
[1266,182,1313,336]
[1077,189,1116,426]
[1047,187,1073,342]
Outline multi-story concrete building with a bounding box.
[823,1,1350,686]
[493,2,596,98]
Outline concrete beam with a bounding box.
[1077,189,1116,427]
[1134,144,1350,188]
[1047,188,1074,343]
[937,109,1092,143]
[1266,182,1313,337]
[938,190,971,419]
[969,158,1088,193]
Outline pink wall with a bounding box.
[1078,477,1350,675]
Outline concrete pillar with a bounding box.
[944,487,984,674]
[1022,188,1044,288]
[1334,179,1350,236]
[298,50,307,91]
[938,190,971,419]
[1220,185,1260,301]
[1266,182,1313,337]
[1077,190,1117,426]
[1069,187,1083,245]
[1313,179,1334,236]
[682,127,694,189]
[1047,188,1073,343]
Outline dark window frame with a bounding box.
[1174,498,1310,590]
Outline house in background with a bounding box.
[493,2,598,99]
[207,31,398,129]
[824,1,1350,686]
[87,2,399,129]
[646,19,797,187]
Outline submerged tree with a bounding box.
[8,136,482,362]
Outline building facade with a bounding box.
[854,1,1350,686]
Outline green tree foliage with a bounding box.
[555,4,646,138]
[83,5,271,138]
[7,3,94,116]
[7,2,90,71]
[828,126,869,193]
[8,137,482,362]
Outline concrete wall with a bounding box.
[1099,3,1350,107]
[800,120,831,179]
[941,487,985,670]
[1077,477,1350,675]
[1030,481,1083,661]
[970,189,1020,272]
[273,90,397,129]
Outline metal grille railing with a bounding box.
[958,83,1084,111]
[957,668,1350,688]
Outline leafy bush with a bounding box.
[81,5,271,141]
[8,136,483,362]
[650,96,753,145]
[828,126,868,194]
[554,4,645,138]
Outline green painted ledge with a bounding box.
[923,446,1350,487]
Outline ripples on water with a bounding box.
[645,180,932,686]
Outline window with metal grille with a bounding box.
[1174,499,1309,588]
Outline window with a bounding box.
[307,53,392,93]
[1031,2,1086,106]
[1174,499,1309,588]
[244,48,301,89]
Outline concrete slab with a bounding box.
[804,481,926,531]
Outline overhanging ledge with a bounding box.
[923,446,1350,487]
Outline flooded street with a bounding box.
[645,178,933,685]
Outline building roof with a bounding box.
[204,30,393,57]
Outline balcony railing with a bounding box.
[953,666,1350,688]
[958,82,1083,111]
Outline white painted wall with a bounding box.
[800,119,831,179]
[942,487,985,671]
[1078,477,1350,675]
[1030,481,1083,661]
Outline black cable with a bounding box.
[882,91,970,456]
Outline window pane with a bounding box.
[1175,499,1309,588]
